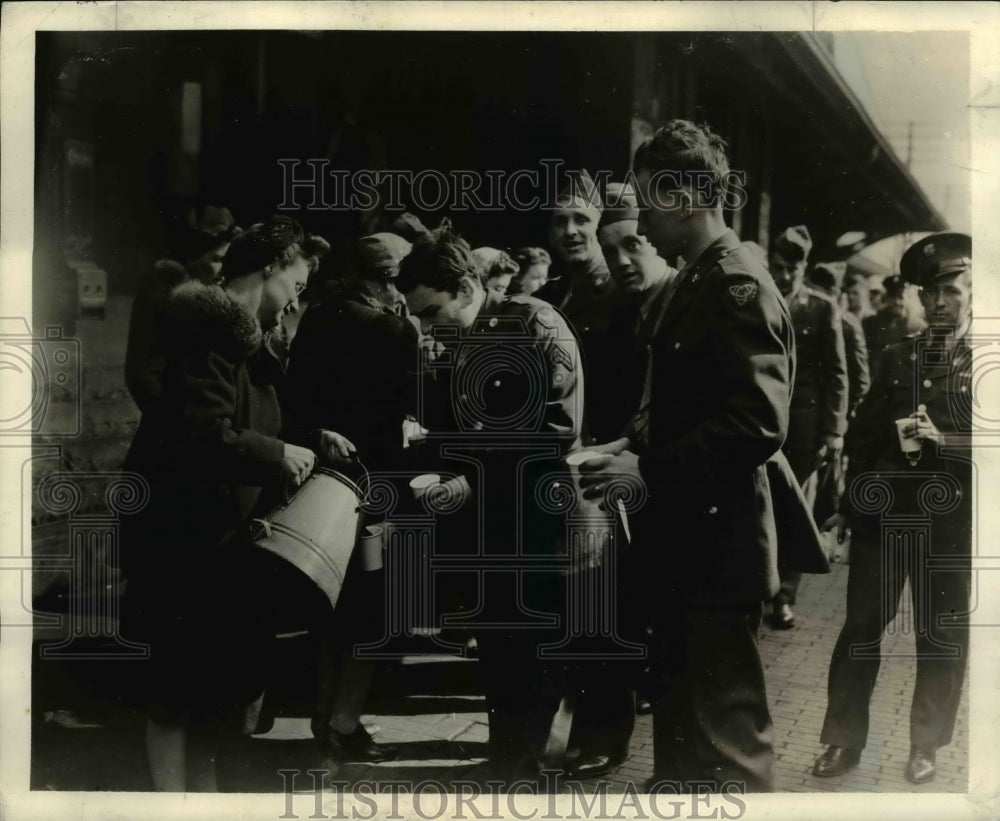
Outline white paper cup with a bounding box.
[894,418,922,454]
[360,525,384,571]
[565,450,606,486]
[565,449,604,469]
[409,473,441,499]
[437,474,472,506]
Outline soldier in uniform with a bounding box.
[863,274,916,382]
[396,225,584,783]
[808,262,872,525]
[767,226,849,629]
[598,182,680,442]
[809,263,871,420]
[536,171,625,445]
[580,120,794,791]
[813,232,973,784]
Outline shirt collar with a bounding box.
[676,229,741,286]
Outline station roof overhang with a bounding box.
[727,32,948,256]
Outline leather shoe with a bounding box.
[564,745,628,778]
[769,603,796,629]
[312,719,399,763]
[565,752,613,778]
[904,747,936,784]
[812,745,861,777]
[635,696,653,716]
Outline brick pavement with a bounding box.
[31,562,968,793]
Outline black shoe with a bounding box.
[769,603,796,629]
[563,745,628,779]
[904,747,936,784]
[812,745,861,777]
[312,720,399,763]
[635,696,653,716]
[564,752,613,778]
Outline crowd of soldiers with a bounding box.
[121,118,973,793]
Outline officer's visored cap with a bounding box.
[600,182,640,227]
[772,225,813,263]
[899,232,971,287]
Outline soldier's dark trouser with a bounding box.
[820,533,970,752]
[565,562,643,760]
[650,601,775,792]
[474,627,564,779]
[472,571,566,781]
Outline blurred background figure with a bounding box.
[842,271,875,322]
[125,202,239,413]
[472,247,521,296]
[767,225,848,630]
[810,263,871,421]
[867,278,886,315]
[509,246,552,296]
[808,262,871,529]
[862,274,914,381]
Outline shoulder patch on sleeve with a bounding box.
[728,281,758,306]
[533,305,559,330]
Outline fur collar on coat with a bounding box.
[165,279,263,361]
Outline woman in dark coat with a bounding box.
[123,215,352,791]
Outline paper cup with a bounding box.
[360,525,384,571]
[409,473,441,499]
[438,474,472,505]
[894,418,922,454]
[565,450,606,486]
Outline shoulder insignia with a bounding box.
[728,282,758,306]
[534,305,559,330]
[549,342,574,372]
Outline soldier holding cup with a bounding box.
[814,232,973,784]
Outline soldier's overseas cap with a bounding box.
[555,169,603,211]
[600,182,640,227]
[772,225,813,263]
[899,232,971,287]
[880,274,905,299]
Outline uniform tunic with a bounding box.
[775,286,848,605]
[535,256,625,445]
[422,289,584,774]
[635,229,794,791]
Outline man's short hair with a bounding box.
[632,119,731,208]
[221,214,305,281]
[809,263,838,294]
[396,225,479,296]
